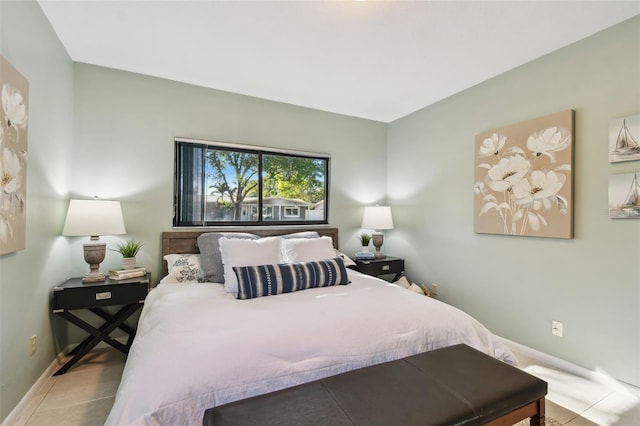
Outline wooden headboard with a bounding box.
[161,227,339,277]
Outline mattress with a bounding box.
[106,270,516,425]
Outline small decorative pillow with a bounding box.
[160,254,203,283]
[234,257,350,300]
[408,283,426,295]
[219,236,283,295]
[393,276,411,289]
[335,250,356,267]
[281,236,335,263]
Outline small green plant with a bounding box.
[112,240,143,258]
[358,233,371,246]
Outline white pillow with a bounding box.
[160,254,202,283]
[281,236,335,263]
[219,236,283,295]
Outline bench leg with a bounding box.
[529,398,545,426]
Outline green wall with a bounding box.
[0,0,74,421]
[387,16,640,387]
[70,64,388,281]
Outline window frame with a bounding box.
[173,137,330,227]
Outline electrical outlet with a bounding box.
[551,320,563,337]
[30,335,37,356]
[431,283,439,296]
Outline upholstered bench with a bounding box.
[203,344,547,426]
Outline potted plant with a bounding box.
[113,240,143,270]
[358,233,371,252]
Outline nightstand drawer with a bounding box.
[53,281,148,311]
[351,256,405,280]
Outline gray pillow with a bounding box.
[196,232,259,283]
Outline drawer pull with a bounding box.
[96,291,112,301]
[382,265,390,271]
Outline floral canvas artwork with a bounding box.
[0,56,29,255]
[474,110,574,239]
[609,172,640,219]
[609,113,640,163]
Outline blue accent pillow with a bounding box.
[233,257,350,300]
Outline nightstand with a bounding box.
[52,274,149,375]
[350,256,405,282]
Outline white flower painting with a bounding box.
[0,56,29,255]
[474,110,574,239]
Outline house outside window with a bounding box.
[174,138,329,227]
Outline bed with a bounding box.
[106,227,516,426]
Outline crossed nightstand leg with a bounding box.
[390,272,403,282]
[54,303,142,376]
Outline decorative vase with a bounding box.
[121,257,136,270]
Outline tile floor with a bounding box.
[13,348,124,426]
[511,347,640,426]
[11,344,640,426]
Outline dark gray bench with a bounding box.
[203,344,547,426]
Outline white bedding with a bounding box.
[106,271,516,426]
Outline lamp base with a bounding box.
[82,273,106,283]
[83,241,107,284]
[372,232,385,259]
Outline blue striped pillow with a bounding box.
[233,257,350,300]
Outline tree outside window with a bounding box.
[174,139,329,226]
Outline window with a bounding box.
[174,138,329,226]
[283,206,299,218]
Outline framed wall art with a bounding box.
[473,110,574,239]
[0,56,29,255]
[609,172,640,219]
[609,113,640,163]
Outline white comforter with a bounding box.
[106,271,516,426]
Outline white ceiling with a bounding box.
[38,0,639,123]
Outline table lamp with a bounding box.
[361,205,394,259]
[63,199,126,283]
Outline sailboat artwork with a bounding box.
[609,172,640,219]
[609,114,640,163]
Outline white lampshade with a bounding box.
[361,206,394,230]
[63,199,126,237]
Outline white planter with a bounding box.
[361,246,369,253]
[121,257,136,270]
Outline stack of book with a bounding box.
[354,252,375,261]
[109,267,147,281]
